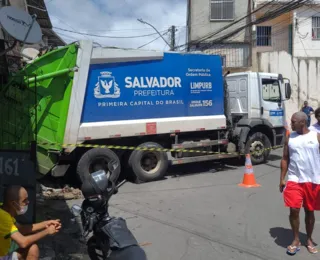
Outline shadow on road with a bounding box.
[36,197,87,259]
[269,227,317,248]
[268,154,282,162]
[166,152,283,178]
[167,160,238,179]
[35,175,87,259]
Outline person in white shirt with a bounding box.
[280,112,320,255]
[309,107,320,133]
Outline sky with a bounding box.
[45,0,188,51]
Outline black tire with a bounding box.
[244,132,271,165]
[128,142,169,182]
[77,148,121,183]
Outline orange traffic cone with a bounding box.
[238,154,261,188]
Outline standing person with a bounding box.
[0,185,61,259]
[280,112,320,255]
[301,101,314,127]
[309,107,320,133]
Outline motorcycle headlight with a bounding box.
[82,170,109,198]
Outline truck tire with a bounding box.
[128,142,169,182]
[245,132,271,165]
[77,148,121,183]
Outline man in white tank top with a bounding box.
[280,112,320,255]
[309,107,320,133]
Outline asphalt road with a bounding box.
[65,149,320,260]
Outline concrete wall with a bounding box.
[294,6,320,57]
[189,0,251,42]
[258,51,320,125]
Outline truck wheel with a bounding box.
[245,132,271,165]
[77,148,121,183]
[128,142,169,182]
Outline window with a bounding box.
[262,79,280,102]
[257,26,272,46]
[210,0,234,21]
[312,17,320,40]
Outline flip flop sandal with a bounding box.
[286,244,301,255]
[307,245,318,254]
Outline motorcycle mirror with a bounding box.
[108,160,119,173]
[71,204,82,217]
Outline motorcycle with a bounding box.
[71,160,147,260]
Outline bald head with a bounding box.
[292,111,308,123]
[291,111,309,133]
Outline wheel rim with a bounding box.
[140,152,161,175]
[250,140,265,159]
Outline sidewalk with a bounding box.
[36,188,88,260]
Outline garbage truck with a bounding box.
[0,40,292,183]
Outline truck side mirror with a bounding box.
[285,83,292,99]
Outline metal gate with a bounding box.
[0,72,38,224]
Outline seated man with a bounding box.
[0,185,61,260]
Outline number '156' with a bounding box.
[0,158,19,176]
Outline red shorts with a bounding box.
[283,181,320,211]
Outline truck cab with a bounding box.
[226,71,291,164]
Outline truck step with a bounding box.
[170,153,237,165]
[172,139,228,149]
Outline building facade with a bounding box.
[253,0,320,57]
[187,0,252,69]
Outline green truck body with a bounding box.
[0,43,78,174]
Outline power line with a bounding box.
[137,19,171,48]
[183,0,278,51]
[167,1,313,66]
[202,0,310,47]
[137,33,168,49]
[203,2,318,56]
[53,27,165,38]
[213,0,309,42]
[183,0,310,51]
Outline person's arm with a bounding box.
[280,135,290,192]
[317,133,320,145]
[16,219,61,235]
[310,107,315,115]
[11,225,57,249]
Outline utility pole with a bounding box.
[170,25,176,51]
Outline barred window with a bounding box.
[256,26,272,46]
[210,0,234,20]
[312,17,320,40]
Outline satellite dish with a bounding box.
[0,6,42,44]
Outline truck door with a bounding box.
[259,75,283,127]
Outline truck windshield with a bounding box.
[262,79,281,102]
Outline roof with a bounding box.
[26,0,65,46]
[26,0,52,28]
